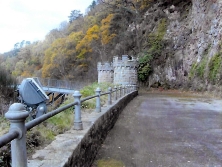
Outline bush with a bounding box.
[0,66,17,98]
[138,18,167,82]
[208,53,222,84]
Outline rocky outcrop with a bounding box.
[148,0,222,95]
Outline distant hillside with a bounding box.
[1,0,222,95]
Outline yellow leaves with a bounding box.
[100,14,116,45]
[133,0,153,10]
[87,25,100,40]
[21,71,31,77]
[76,48,87,59]
[68,31,84,44]
[76,25,100,59]
[84,16,97,29]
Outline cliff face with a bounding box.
[148,0,222,94]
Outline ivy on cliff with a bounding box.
[208,53,222,84]
[138,18,167,82]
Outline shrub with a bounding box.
[208,53,222,84]
[138,18,167,82]
[0,66,17,98]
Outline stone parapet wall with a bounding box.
[63,91,138,166]
[28,91,138,167]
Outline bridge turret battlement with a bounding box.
[97,62,113,71]
[113,55,138,69]
[98,55,138,85]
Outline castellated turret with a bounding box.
[98,55,138,85]
[113,55,138,85]
[97,62,114,83]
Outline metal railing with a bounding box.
[17,76,89,90]
[0,85,137,167]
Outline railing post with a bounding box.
[114,86,117,101]
[119,86,122,98]
[126,85,129,94]
[123,86,125,96]
[47,78,50,87]
[122,86,124,96]
[5,103,29,167]
[95,87,101,112]
[73,91,83,130]
[108,87,112,105]
[134,85,137,91]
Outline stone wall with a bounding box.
[98,71,114,83]
[63,91,138,167]
[98,55,138,85]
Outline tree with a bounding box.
[42,31,85,79]
[76,25,100,59]
[100,14,116,45]
[68,10,83,23]
[89,0,97,11]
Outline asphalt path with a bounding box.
[94,91,222,167]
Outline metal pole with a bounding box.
[123,86,125,96]
[95,87,101,112]
[73,91,83,130]
[5,103,29,167]
[119,86,122,98]
[114,86,117,101]
[108,87,112,105]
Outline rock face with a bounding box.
[148,0,222,94]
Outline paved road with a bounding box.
[94,92,222,167]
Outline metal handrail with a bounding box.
[0,85,136,167]
[26,102,77,131]
[100,92,109,96]
[81,95,98,103]
[0,130,19,147]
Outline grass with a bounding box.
[31,82,115,142]
[80,82,115,108]
[96,159,125,167]
[0,117,9,136]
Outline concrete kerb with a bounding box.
[28,91,138,167]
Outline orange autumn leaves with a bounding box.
[42,14,116,78]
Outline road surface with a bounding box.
[94,91,222,167]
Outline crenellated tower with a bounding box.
[97,62,114,83]
[98,55,138,85]
[113,55,138,85]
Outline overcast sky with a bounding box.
[0,0,93,53]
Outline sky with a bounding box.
[0,0,93,53]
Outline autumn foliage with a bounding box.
[0,0,162,82]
